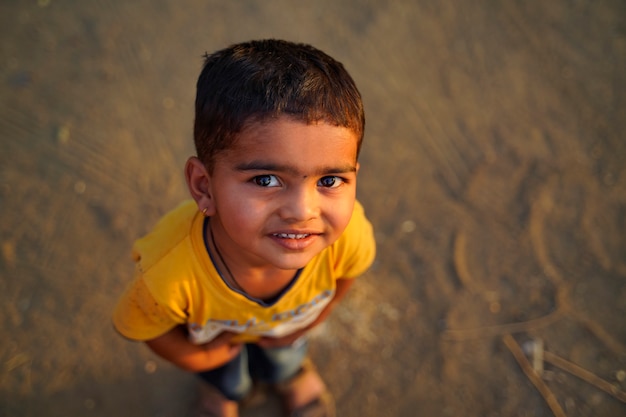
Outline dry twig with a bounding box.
[503,334,567,417]
[543,350,626,403]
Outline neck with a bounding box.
[205,219,301,300]
[208,220,246,293]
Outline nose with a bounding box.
[278,185,320,222]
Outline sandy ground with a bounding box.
[1,1,625,416]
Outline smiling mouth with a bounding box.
[273,233,311,239]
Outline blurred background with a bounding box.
[1,1,625,416]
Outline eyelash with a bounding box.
[318,176,345,188]
[251,174,281,187]
[250,175,346,188]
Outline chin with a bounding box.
[272,253,317,271]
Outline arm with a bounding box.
[257,277,355,348]
[145,326,242,372]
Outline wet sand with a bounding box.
[1,1,625,416]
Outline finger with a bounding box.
[226,343,243,360]
[256,337,277,348]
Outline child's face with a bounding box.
[206,117,359,272]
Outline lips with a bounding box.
[269,231,319,251]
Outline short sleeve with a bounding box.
[332,201,376,279]
[112,267,186,341]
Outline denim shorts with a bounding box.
[196,339,308,401]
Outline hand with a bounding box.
[201,331,243,362]
[146,327,243,372]
[203,330,239,348]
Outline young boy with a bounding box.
[113,39,376,417]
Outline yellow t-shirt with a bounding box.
[113,199,375,344]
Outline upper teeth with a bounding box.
[275,233,309,239]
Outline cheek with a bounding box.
[328,200,356,231]
[217,195,267,229]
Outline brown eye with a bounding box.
[318,176,343,188]
[252,175,280,187]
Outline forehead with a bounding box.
[223,117,359,168]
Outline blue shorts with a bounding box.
[196,339,308,401]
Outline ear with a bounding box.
[185,157,216,216]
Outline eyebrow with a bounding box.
[235,161,357,176]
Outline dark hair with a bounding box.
[194,39,365,169]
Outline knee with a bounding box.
[216,372,252,401]
[197,366,253,402]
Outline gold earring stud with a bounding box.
[202,207,208,215]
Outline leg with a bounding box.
[248,341,335,417]
[247,340,308,384]
[195,347,252,416]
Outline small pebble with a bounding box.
[57,124,70,144]
[589,392,604,406]
[74,181,86,194]
[144,360,157,374]
[162,97,175,109]
[400,220,416,233]
[489,301,501,313]
[2,241,16,266]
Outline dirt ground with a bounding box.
[1,1,625,416]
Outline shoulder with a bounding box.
[130,200,209,301]
[132,200,200,271]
